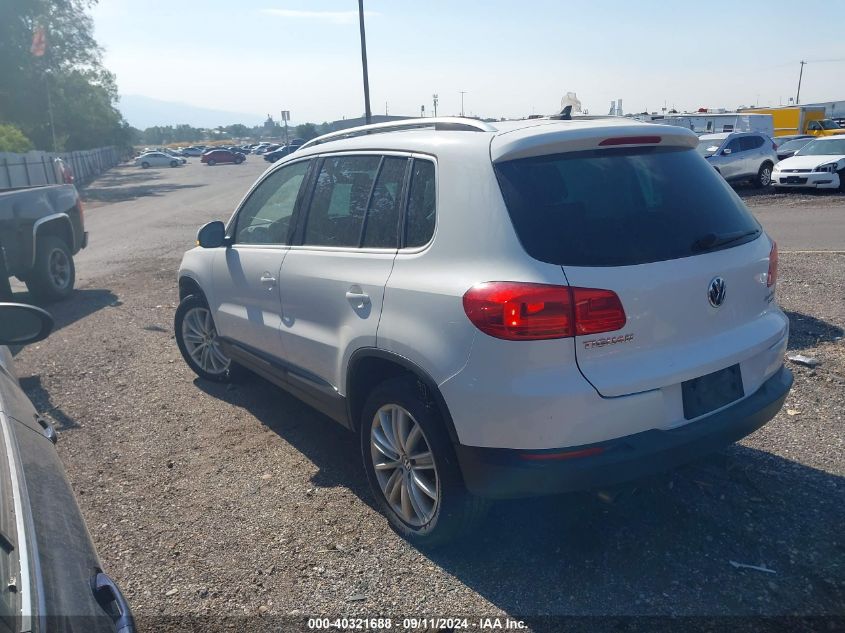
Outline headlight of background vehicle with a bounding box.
[813,162,839,173]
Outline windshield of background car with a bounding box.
[495,146,760,267]
[778,138,813,153]
[819,120,841,130]
[696,139,723,156]
[797,139,845,156]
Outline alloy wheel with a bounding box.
[370,404,439,527]
[48,248,71,289]
[181,306,230,375]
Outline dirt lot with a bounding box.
[8,162,845,631]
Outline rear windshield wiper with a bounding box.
[691,229,760,253]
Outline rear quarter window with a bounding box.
[494,146,760,267]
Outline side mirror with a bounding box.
[197,221,227,248]
[722,148,732,155]
[0,303,53,346]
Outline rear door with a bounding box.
[494,144,785,400]
[276,153,409,391]
[210,159,310,358]
[740,135,765,177]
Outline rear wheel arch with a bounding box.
[35,215,74,253]
[346,349,460,444]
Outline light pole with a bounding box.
[432,94,438,117]
[459,90,467,117]
[358,0,372,124]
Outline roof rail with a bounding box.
[300,117,497,149]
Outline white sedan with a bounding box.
[771,137,845,190]
[134,152,182,168]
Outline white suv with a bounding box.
[175,117,792,545]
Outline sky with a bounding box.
[92,0,845,127]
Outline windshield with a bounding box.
[796,138,845,156]
[778,138,813,152]
[696,139,723,156]
[819,119,841,130]
[495,146,760,267]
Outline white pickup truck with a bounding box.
[0,184,87,301]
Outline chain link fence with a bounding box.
[0,146,121,190]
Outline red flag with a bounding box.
[31,25,46,57]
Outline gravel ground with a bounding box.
[8,165,844,631]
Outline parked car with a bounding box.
[0,184,87,301]
[0,302,136,631]
[264,145,298,162]
[774,135,814,160]
[253,144,280,155]
[697,132,778,187]
[161,148,187,163]
[175,117,791,545]
[134,152,182,168]
[200,149,245,166]
[771,136,845,190]
[181,147,205,157]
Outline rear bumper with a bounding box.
[455,365,792,499]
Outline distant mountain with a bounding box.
[118,94,264,129]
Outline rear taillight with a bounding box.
[462,282,625,341]
[767,240,778,287]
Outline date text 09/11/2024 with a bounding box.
[306,617,527,630]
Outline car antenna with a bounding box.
[549,105,573,121]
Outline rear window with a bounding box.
[495,146,760,267]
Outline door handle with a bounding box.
[260,274,276,286]
[345,290,370,306]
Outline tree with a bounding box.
[294,123,319,141]
[0,124,33,152]
[0,0,130,150]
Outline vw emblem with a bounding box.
[708,277,727,308]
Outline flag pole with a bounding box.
[44,71,57,152]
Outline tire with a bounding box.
[234,156,244,164]
[170,160,179,167]
[360,375,488,547]
[174,295,243,382]
[837,168,845,192]
[755,162,773,188]
[25,235,75,301]
[141,161,150,169]
[207,159,216,166]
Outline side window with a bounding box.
[722,124,734,132]
[725,138,742,153]
[361,157,407,248]
[405,159,436,248]
[740,136,764,151]
[808,121,821,131]
[235,160,309,245]
[303,156,380,247]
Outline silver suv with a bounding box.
[697,131,779,187]
[175,117,790,545]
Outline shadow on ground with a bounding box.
[785,310,844,350]
[80,168,204,204]
[6,287,119,339]
[196,374,845,618]
[18,374,80,431]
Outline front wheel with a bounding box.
[755,162,773,188]
[234,156,244,164]
[360,376,488,547]
[170,160,179,167]
[174,295,241,382]
[207,159,216,166]
[141,161,150,169]
[25,235,75,301]
[837,168,845,192]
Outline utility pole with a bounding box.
[357,0,372,124]
[796,60,806,105]
[432,94,438,117]
[44,71,57,152]
[420,105,425,118]
[459,90,467,117]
